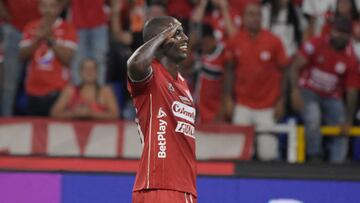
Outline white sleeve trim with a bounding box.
[19,39,34,48]
[55,39,77,49]
[128,66,153,83]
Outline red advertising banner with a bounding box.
[0,118,254,160]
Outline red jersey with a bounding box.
[228,0,261,16]
[70,0,107,29]
[227,29,288,109]
[68,86,107,113]
[127,59,197,196]
[195,43,227,123]
[167,0,192,19]
[4,0,40,31]
[204,9,242,42]
[20,19,77,96]
[299,36,360,98]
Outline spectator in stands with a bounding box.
[193,24,229,124]
[64,0,118,85]
[0,26,3,111]
[352,21,360,59]
[51,58,119,120]
[191,0,240,42]
[146,2,167,20]
[0,0,41,116]
[164,0,194,34]
[229,0,261,15]
[262,0,304,57]
[222,3,289,161]
[290,16,359,163]
[129,0,147,50]
[19,0,77,116]
[301,0,336,39]
[321,0,360,36]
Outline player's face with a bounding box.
[80,60,98,84]
[39,0,60,19]
[164,21,189,62]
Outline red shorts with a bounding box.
[132,189,197,203]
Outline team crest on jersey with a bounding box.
[335,62,346,74]
[260,51,271,61]
[168,83,175,92]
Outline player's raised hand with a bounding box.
[160,23,181,43]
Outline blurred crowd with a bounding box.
[1,0,360,163]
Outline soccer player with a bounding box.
[127,16,197,203]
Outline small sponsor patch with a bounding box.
[172,101,196,124]
[175,121,195,138]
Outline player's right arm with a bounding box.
[127,23,179,81]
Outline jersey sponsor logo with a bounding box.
[309,67,338,92]
[172,101,196,124]
[175,121,195,138]
[157,107,167,118]
[157,108,168,158]
[36,50,55,70]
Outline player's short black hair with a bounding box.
[142,16,177,42]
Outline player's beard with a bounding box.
[331,37,349,51]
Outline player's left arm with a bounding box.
[127,23,180,81]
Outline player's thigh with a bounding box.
[132,190,196,203]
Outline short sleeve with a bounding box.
[299,38,317,61]
[127,67,154,97]
[56,23,78,50]
[19,21,36,48]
